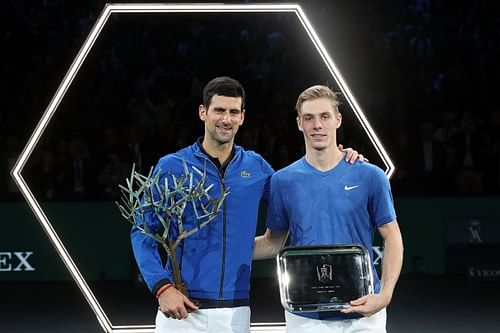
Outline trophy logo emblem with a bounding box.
[316,264,333,283]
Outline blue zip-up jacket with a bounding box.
[131,141,273,305]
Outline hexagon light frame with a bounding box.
[11,3,395,333]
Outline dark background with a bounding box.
[2,0,500,200]
[1,0,499,332]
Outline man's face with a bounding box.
[199,94,245,145]
[297,97,341,152]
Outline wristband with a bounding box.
[156,283,174,299]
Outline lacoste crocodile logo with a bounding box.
[240,171,251,178]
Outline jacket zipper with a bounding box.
[196,152,232,300]
[219,176,227,299]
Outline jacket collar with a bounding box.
[193,137,240,170]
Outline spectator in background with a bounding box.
[124,124,144,173]
[411,121,446,194]
[39,149,57,200]
[56,136,90,200]
[98,151,129,200]
[433,110,460,170]
[5,136,22,199]
[451,111,487,194]
[390,127,413,195]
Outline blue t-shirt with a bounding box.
[267,157,396,295]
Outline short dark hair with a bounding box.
[203,76,246,110]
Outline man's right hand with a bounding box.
[158,286,199,319]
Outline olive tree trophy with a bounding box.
[116,161,228,300]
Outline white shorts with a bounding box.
[155,306,250,333]
[285,308,387,333]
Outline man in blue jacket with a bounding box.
[131,77,362,333]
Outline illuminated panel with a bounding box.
[10,3,394,332]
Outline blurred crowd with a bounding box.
[1,0,499,201]
[372,0,500,196]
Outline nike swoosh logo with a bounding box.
[344,185,359,191]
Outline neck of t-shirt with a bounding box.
[305,149,344,172]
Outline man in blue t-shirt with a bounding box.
[254,85,403,333]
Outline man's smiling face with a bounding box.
[297,97,342,152]
[200,94,245,146]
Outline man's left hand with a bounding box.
[340,293,389,317]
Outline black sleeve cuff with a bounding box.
[152,279,172,296]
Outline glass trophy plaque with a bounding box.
[277,245,374,312]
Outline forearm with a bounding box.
[253,229,288,260]
[379,226,404,303]
[131,227,172,292]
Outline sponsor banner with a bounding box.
[447,219,500,245]
[0,202,131,281]
[0,251,35,272]
[467,263,500,282]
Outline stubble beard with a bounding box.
[211,128,235,146]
